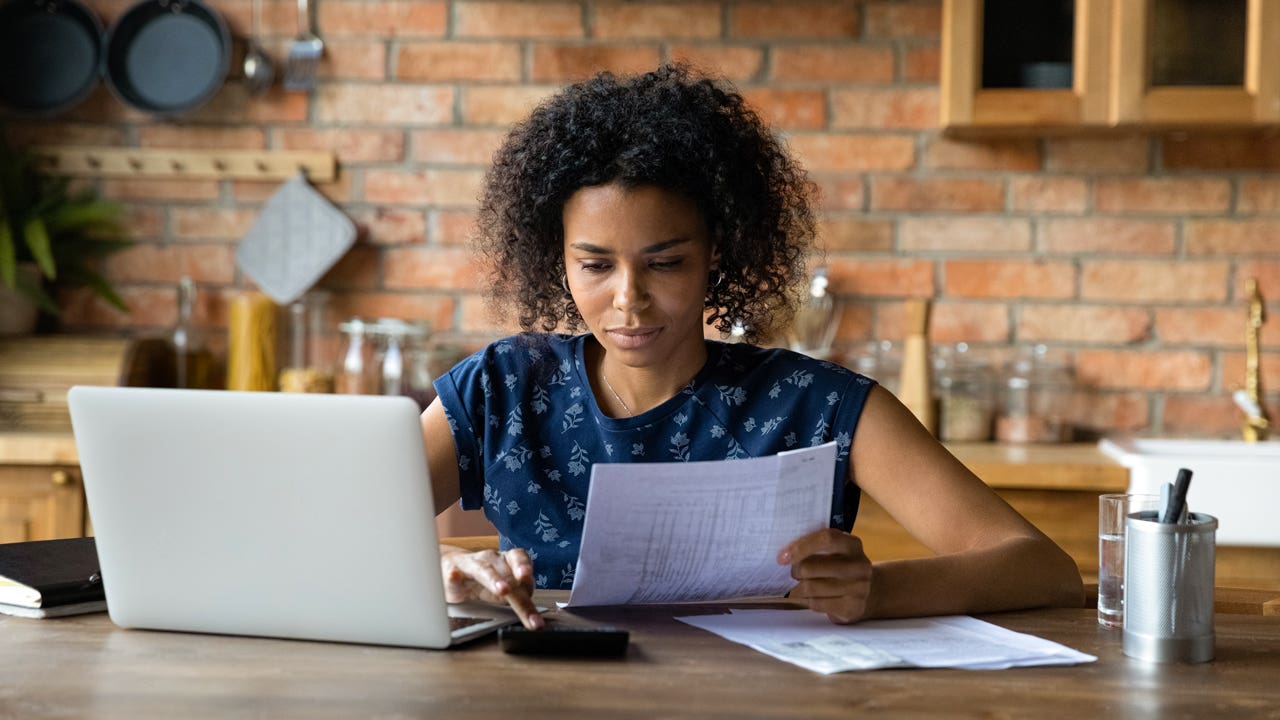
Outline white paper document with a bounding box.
[565,442,836,607]
[676,609,1097,674]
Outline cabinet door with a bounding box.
[1111,0,1280,124]
[942,0,1113,130]
[0,465,85,542]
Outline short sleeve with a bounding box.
[433,351,489,510]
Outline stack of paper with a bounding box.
[676,610,1096,674]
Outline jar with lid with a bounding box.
[336,318,373,394]
[932,343,995,442]
[369,319,432,398]
[995,345,1075,443]
[848,340,901,397]
[277,290,335,393]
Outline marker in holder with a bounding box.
[1122,510,1218,664]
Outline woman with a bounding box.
[421,65,1083,630]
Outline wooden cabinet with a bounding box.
[0,464,85,543]
[942,0,1280,131]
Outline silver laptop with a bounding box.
[67,386,515,649]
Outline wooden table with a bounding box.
[2,605,1279,719]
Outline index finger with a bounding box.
[499,549,543,629]
[777,528,860,564]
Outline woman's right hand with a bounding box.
[440,546,544,629]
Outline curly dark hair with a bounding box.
[474,64,816,344]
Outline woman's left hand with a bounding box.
[777,528,874,624]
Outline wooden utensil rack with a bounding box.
[30,146,337,182]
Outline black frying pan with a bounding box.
[104,0,230,115]
[0,0,105,115]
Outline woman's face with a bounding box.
[562,183,717,369]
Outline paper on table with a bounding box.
[676,609,1097,674]
[565,441,836,607]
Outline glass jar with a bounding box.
[933,343,995,442]
[995,345,1075,443]
[787,268,843,360]
[277,291,335,393]
[368,319,432,398]
[848,340,901,397]
[336,318,372,394]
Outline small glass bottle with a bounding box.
[336,318,371,394]
[788,268,842,360]
[278,291,334,393]
[168,276,216,389]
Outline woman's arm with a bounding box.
[781,385,1084,623]
[422,399,544,628]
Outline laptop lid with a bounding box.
[68,386,511,649]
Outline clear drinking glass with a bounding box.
[1098,493,1161,628]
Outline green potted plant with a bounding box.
[0,135,129,334]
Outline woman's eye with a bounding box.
[651,258,683,270]
[580,262,611,273]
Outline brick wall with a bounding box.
[6,0,1279,438]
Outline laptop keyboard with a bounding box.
[449,615,494,633]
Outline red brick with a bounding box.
[1075,350,1212,391]
[741,89,827,130]
[829,303,875,346]
[901,218,1032,252]
[319,40,388,81]
[364,169,486,207]
[669,45,764,81]
[831,88,939,129]
[1081,261,1230,302]
[864,2,942,39]
[332,292,457,330]
[1010,177,1087,214]
[430,210,480,246]
[731,2,859,39]
[1162,133,1280,171]
[352,208,428,246]
[455,2,583,38]
[786,134,915,172]
[317,1,447,37]
[1221,352,1280,394]
[923,137,1041,171]
[826,258,935,297]
[1235,260,1280,301]
[811,175,867,211]
[58,286,176,329]
[78,0,134,24]
[459,295,524,335]
[872,177,1005,213]
[462,85,561,126]
[100,178,220,201]
[904,45,941,83]
[1064,391,1151,434]
[172,208,258,241]
[1156,308,1279,347]
[1237,178,1280,213]
[277,129,406,164]
[117,206,167,240]
[385,247,485,290]
[316,85,453,125]
[1162,395,1277,438]
[104,244,236,284]
[1045,137,1150,173]
[230,173,354,205]
[397,42,523,82]
[66,87,151,124]
[943,260,1075,299]
[410,129,506,166]
[771,46,895,84]
[531,44,663,82]
[1041,218,1177,255]
[137,126,266,149]
[317,246,380,290]
[594,3,721,39]
[1018,306,1151,344]
[1186,220,1280,255]
[815,217,893,252]
[5,123,127,147]
[185,85,309,124]
[928,302,1011,343]
[1095,178,1230,214]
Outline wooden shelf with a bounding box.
[30,146,337,182]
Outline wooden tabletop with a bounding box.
[2,605,1277,719]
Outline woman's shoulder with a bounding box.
[451,332,581,377]
[712,341,868,387]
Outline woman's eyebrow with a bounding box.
[567,238,692,254]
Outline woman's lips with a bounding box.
[606,327,661,350]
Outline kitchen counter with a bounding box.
[0,432,80,465]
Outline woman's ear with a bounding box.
[709,245,721,271]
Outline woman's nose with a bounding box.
[612,267,649,312]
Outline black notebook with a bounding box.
[0,537,106,618]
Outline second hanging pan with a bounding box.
[104,0,230,115]
[0,0,105,115]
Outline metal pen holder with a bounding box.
[1122,510,1218,663]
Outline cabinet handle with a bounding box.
[51,470,71,487]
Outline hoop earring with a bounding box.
[710,269,725,289]
[561,274,571,297]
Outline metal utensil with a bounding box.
[283,0,322,91]
[242,0,273,95]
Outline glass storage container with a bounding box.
[995,344,1075,443]
[933,343,995,442]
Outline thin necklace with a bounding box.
[601,370,634,417]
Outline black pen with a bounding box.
[1161,467,1193,524]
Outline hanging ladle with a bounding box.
[243,0,273,95]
